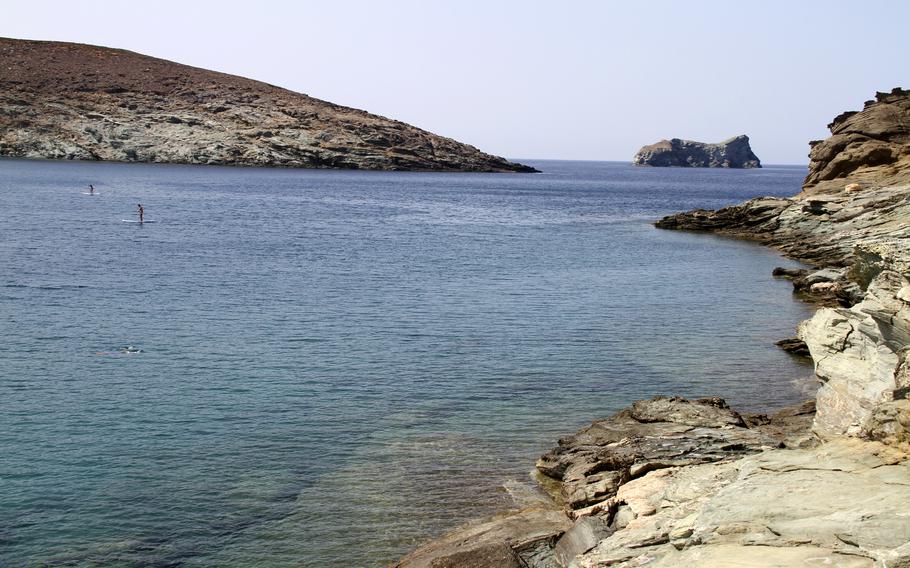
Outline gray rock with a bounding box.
[633,135,761,168]
[553,516,613,567]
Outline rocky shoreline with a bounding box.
[393,91,910,567]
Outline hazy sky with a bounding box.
[3,0,908,164]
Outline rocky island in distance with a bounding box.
[633,134,761,168]
[0,37,537,173]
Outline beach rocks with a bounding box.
[393,397,817,568]
[0,38,537,173]
[656,184,910,269]
[633,135,761,168]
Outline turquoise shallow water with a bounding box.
[0,159,815,567]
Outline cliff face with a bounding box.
[0,38,537,172]
[632,135,761,168]
[804,87,910,194]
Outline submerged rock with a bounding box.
[633,135,761,168]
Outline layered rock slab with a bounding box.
[535,396,813,512]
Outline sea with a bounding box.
[0,158,816,567]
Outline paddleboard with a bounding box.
[121,219,157,223]
[81,192,100,195]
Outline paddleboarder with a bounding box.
[137,203,144,223]
[89,184,94,195]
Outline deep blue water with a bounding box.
[0,159,815,567]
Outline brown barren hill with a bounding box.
[0,37,537,172]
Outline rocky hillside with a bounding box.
[632,135,761,168]
[0,37,536,172]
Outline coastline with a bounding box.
[392,91,910,567]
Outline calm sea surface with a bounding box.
[1,159,815,567]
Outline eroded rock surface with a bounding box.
[633,135,761,168]
[800,269,910,439]
[0,38,537,172]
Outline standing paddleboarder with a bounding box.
[137,203,144,223]
[89,184,94,195]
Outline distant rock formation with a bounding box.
[633,135,761,168]
[0,37,537,172]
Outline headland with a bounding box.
[0,38,536,173]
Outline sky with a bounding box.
[3,0,908,164]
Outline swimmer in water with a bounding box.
[137,203,144,223]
